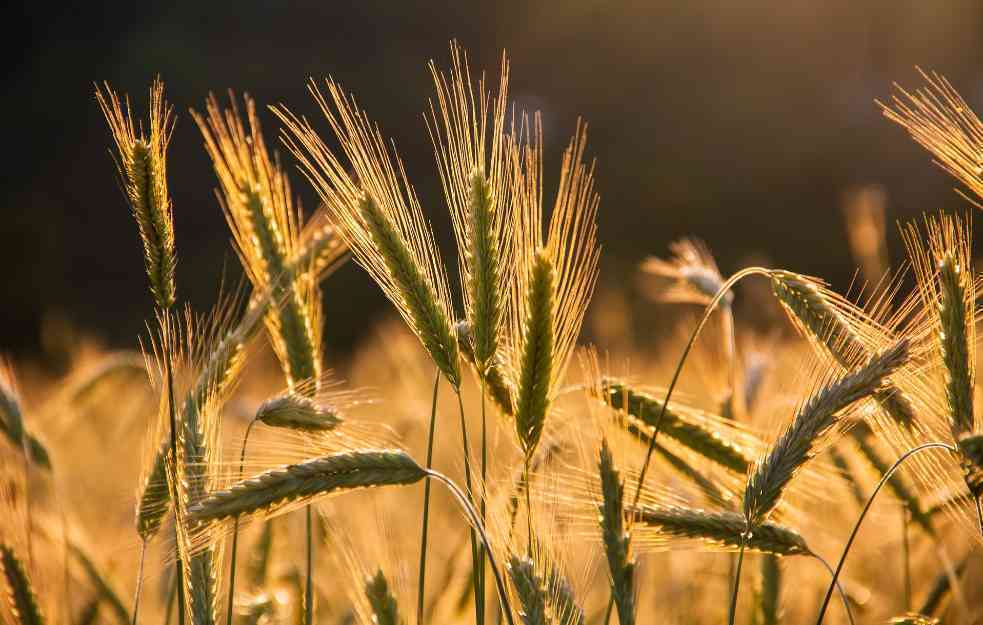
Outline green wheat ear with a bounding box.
[365,569,405,625]
[514,252,555,456]
[598,439,635,625]
[1,543,45,625]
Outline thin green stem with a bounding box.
[524,456,533,556]
[416,371,440,625]
[426,470,516,625]
[901,503,910,611]
[226,418,258,625]
[162,312,186,625]
[478,379,488,625]
[630,267,769,511]
[602,597,614,625]
[727,537,747,625]
[305,505,313,625]
[457,390,481,625]
[131,540,147,625]
[811,554,855,625]
[975,496,983,542]
[815,442,956,625]
[165,561,178,625]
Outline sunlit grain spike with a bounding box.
[639,238,732,307]
[598,439,635,625]
[255,392,342,433]
[515,252,555,455]
[882,69,983,203]
[187,450,426,525]
[631,505,810,556]
[744,339,909,526]
[365,569,405,625]
[507,556,549,625]
[95,79,177,310]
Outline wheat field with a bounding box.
[2,46,983,625]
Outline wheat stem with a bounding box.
[726,537,747,625]
[425,471,515,625]
[478,378,488,625]
[131,541,147,625]
[815,442,956,625]
[417,371,440,625]
[456,390,482,625]
[225,417,258,625]
[631,267,769,509]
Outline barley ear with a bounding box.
[365,569,405,625]
[629,505,810,557]
[515,252,555,456]
[0,544,44,625]
[508,556,550,625]
[95,79,177,309]
[598,439,635,625]
[743,339,909,527]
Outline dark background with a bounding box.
[4,1,983,361]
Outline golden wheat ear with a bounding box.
[95,79,177,310]
[275,81,461,389]
[428,42,514,377]
[881,69,983,205]
[508,118,600,457]
[194,93,325,393]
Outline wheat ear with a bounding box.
[508,556,549,625]
[95,79,176,310]
[744,339,909,526]
[0,544,44,625]
[598,439,635,625]
[188,450,426,524]
[365,569,405,625]
[601,380,752,473]
[770,271,916,428]
[630,505,810,556]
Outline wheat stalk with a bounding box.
[744,339,909,526]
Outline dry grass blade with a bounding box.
[365,569,404,625]
[881,69,983,204]
[744,339,910,526]
[630,505,810,556]
[95,79,176,310]
[187,450,426,525]
[600,380,752,473]
[275,80,461,388]
[1,543,44,625]
[598,439,634,625]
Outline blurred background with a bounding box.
[4,0,983,364]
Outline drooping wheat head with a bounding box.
[770,270,917,429]
[95,79,177,310]
[276,81,461,388]
[639,238,732,308]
